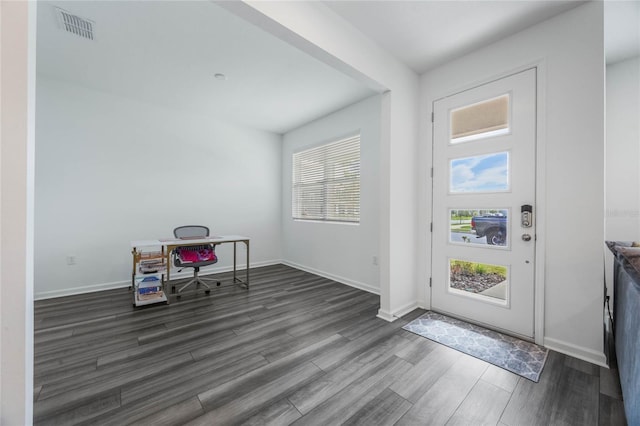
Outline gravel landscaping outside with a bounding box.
[450,270,505,293]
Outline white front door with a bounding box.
[431,68,536,338]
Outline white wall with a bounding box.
[35,76,283,299]
[606,56,640,241]
[281,95,381,293]
[421,2,606,365]
[1,1,35,423]
[221,1,420,321]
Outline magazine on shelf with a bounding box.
[136,275,162,288]
[138,286,162,295]
[139,267,166,274]
[138,260,166,274]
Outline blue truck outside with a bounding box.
[471,214,507,245]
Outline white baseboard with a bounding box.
[392,301,420,319]
[544,337,608,367]
[377,309,395,322]
[376,301,421,323]
[35,280,131,300]
[34,259,281,300]
[281,260,380,295]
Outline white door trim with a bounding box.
[533,61,546,347]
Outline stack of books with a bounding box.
[138,258,166,274]
[137,250,166,274]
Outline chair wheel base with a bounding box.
[205,290,211,294]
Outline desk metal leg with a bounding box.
[166,249,172,282]
[233,242,237,283]
[232,240,249,289]
[245,240,250,289]
[131,248,137,288]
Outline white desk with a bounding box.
[131,235,250,293]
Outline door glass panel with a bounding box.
[450,151,509,193]
[449,259,508,303]
[450,94,509,143]
[449,209,508,247]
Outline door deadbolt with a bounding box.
[521,204,533,228]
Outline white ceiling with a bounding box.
[324,0,588,74]
[604,0,640,65]
[37,1,639,136]
[36,1,378,134]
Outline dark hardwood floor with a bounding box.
[34,264,627,425]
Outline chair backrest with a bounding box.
[174,225,210,239]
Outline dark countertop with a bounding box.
[606,241,640,285]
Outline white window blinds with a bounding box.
[292,135,361,223]
[450,94,510,142]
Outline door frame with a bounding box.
[426,62,547,346]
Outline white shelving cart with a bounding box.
[131,243,168,307]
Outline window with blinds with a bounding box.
[292,135,360,223]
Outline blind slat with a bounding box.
[292,135,360,223]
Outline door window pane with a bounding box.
[449,209,508,247]
[449,259,508,303]
[450,94,509,143]
[450,151,509,193]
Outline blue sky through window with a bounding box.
[450,151,509,192]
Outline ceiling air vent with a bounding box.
[55,8,95,40]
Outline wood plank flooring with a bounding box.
[34,264,627,425]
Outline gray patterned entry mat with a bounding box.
[403,311,548,382]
